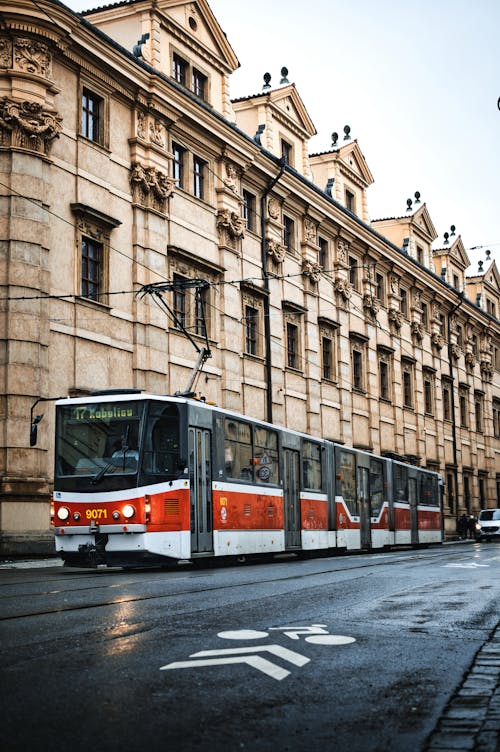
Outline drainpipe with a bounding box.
[447,292,464,523]
[260,157,286,424]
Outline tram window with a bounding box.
[420,473,438,506]
[253,427,279,485]
[143,405,181,478]
[302,440,322,490]
[370,459,384,517]
[337,451,358,516]
[393,465,408,501]
[224,419,253,481]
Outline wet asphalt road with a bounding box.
[1,542,499,752]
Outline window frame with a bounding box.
[193,155,206,200]
[283,215,295,255]
[242,190,256,233]
[80,84,107,147]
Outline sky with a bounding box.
[65,0,500,273]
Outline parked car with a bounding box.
[475,509,500,541]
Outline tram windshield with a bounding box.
[55,401,144,487]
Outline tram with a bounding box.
[50,391,443,567]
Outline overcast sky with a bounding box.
[66,0,499,272]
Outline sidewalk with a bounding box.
[424,621,500,752]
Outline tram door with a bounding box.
[357,466,372,550]
[189,427,213,554]
[409,477,419,545]
[283,449,301,548]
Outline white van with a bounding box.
[475,509,500,541]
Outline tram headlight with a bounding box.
[122,504,135,519]
[73,512,80,521]
[57,507,70,521]
[112,511,120,520]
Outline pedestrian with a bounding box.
[457,513,468,539]
[467,514,476,540]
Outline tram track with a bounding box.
[0,546,473,621]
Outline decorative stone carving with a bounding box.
[431,332,444,351]
[0,38,13,68]
[334,277,353,301]
[302,259,322,283]
[149,119,165,148]
[216,209,245,240]
[13,38,51,77]
[465,352,476,370]
[389,275,399,295]
[363,293,380,319]
[410,321,425,342]
[266,238,286,264]
[337,238,349,263]
[388,308,403,331]
[130,162,175,213]
[0,97,62,154]
[480,359,493,382]
[267,197,280,220]
[223,161,238,191]
[136,111,146,140]
[304,218,316,243]
[451,344,462,361]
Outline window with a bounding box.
[243,190,256,232]
[456,324,464,348]
[81,88,103,144]
[416,245,424,264]
[224,419,279,485]
[81,236,102,301]
[322,336,333,380]
[336,450,357,516]
[172,54,188,85]
[459,389,468,428]
[173,274,187,328]
[319,237,328,269]
[370,460,385,517]
[345,188,355,213]
[169,256,217,340]
[349,256,359,290]
[393,463,408,501]
[281,138,292,165]
[402,361,414,408]
[475,392,484,433]
[244,305,258,356]
[192,68,207,100]
[443,380,452,422]
[446,472,455,513]
[286,322,299,369]
[486,299,496,317]
[193,156,206,199]
[172,143,185,189]
[424,370,434,415]
[302,441,322,490]
[453,273,459,289]
[494,399,500,438]
[376,273,385,304]
[421,302,429,330]
[378,352,391,401]
[283,216,295,254]
[400,288,408,318]
[351,340,366,391]
[479,476,486,509]
[71,203,119,305]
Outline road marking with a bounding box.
[269,624,328,640]
[160,644,309,681]
[217,629,268,640]
[444,562,489,568]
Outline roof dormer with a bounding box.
[466,251,499,317]
[83,0,239,120]
[309,138,374,222]
[433,236,470,291]
[372,203,438,268]
[231,81,317,178]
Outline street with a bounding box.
[1,542,499,752]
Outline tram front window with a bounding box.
[55,401,143,489]
[142,403,182,480]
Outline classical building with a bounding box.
[0,0,499,553]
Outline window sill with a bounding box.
[76,295,111,311]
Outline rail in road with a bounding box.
[1,543,499,752]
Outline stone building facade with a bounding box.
[0,0,498,553]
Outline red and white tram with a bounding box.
[50,391,443,567]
